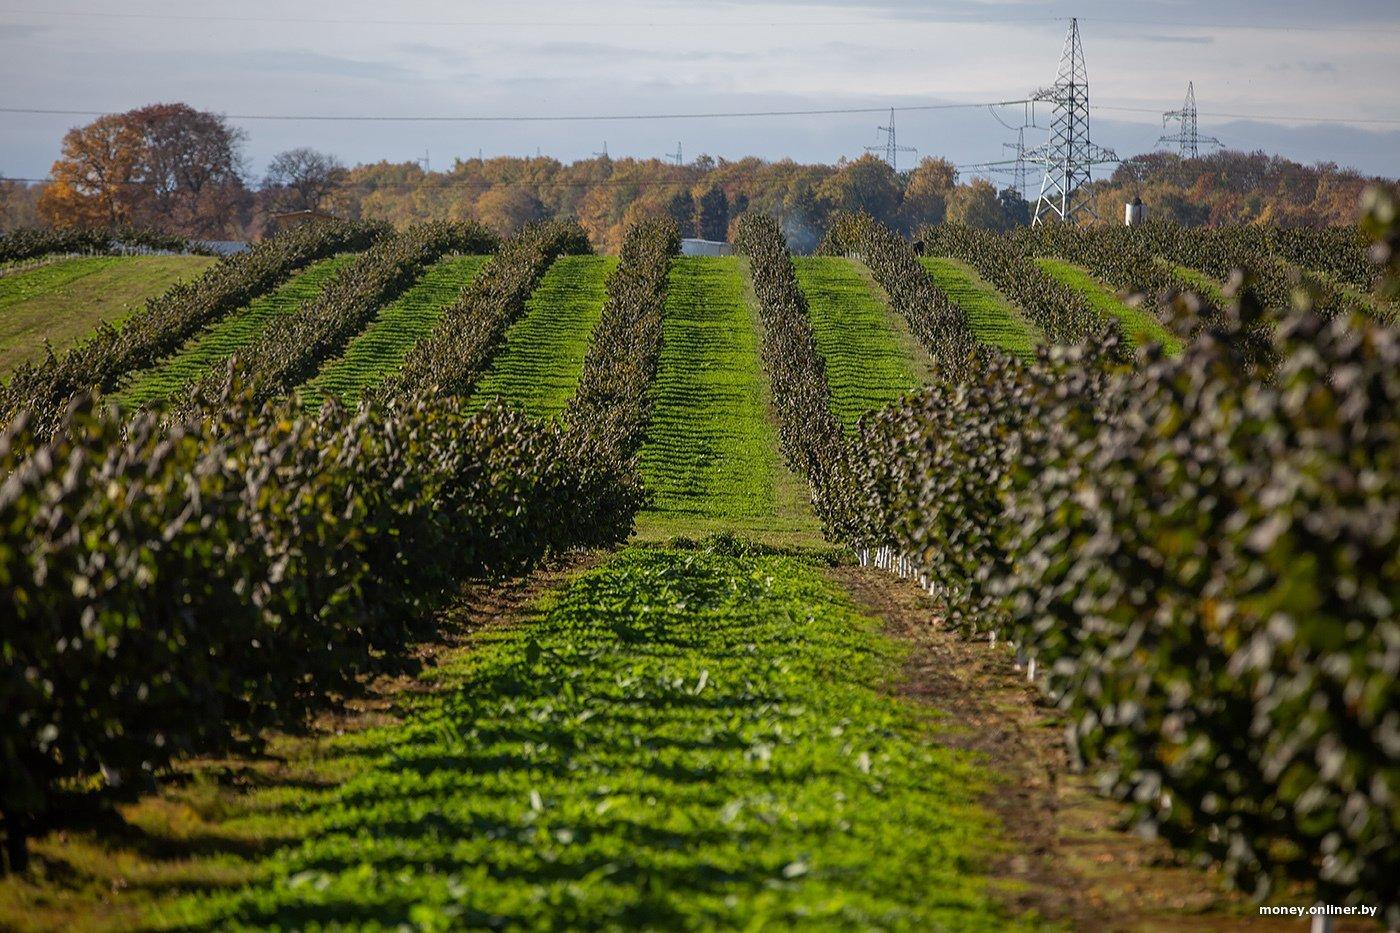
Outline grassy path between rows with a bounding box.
[114,254,355,407]
[124,546,1008,930]
[0,255,216,375]
[1036,257,1183,355]
[637,257,821,546]
[1155,258,1226,305]
[298,254,490,409]
[919,257,1040,358]
[793,256,932,429]
[469,255,617,418]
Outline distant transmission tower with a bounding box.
[1027,18,1118,226]
[1002,127,1030,199]
[865,108,917,172]
[667,142,684,166]
[1157,82,1224,158]
[593,141,610,159]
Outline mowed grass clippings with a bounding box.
[157,547,1011,931]
[793,256,926,429]
[919,256,1041,359]
[1035,257,1183,356]
[298,254,490,409]
[470,254,617,419]
[638,257,822,544]
[114,254,355,407]
[0,255,217,374]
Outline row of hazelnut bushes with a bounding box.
[563,218,680,478]
[0,220,388,442]
[1128,222,1370,318]
[0,226,210,264]
[0,221,650,874]
[381,220,590,401]
[917,223,1114,345]
[835,209,1398,920]
[730,213,853,539]
[1237,225,1375,292]
[818,211,976,384]
[1015,222,1187,303]
[185,221,499,407]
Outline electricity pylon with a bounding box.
[865,108,918,172]
[1157,82,1224,158]
[1026,18,1118,226]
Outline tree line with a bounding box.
[1,102,1394,247]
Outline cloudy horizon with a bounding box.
[2,0,1398,181]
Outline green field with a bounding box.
[794,257,932,428]
[637,257,821,545]
[469,255,617,418]
[0,255,216,373]
[114,255,355,407]
[919,257,1040,358]
[145,547,1006,930]
[299,254,490,408]
[1037,257,1183,355]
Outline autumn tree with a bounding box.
[474,185,547,235]
[899,157,957,232]
[947,179,1012,231]
[37,113,143,228]
[816,155,901,227]
[39,103,249,236]
[263,147,346,212]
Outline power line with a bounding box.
[0,100,1037,123]
[4,8,1399,33]
[3,102,1395,127]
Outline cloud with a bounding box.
[0,23,47,40]
[529,41,750,63]
[1267,61,1339,74]
[1139,34,1214,45]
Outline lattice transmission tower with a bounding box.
[1027,18,1117,225]
[1157,82,1224,158]
[866,108,918,172]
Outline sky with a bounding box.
[2,0,1399,182]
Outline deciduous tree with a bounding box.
[264,148,347,213]
[38,103,249,237]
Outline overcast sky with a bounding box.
[2,0,1398,181]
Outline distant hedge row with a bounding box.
[183,221,499,407]
[0,226,212,264]
[819,212,975,384]
[565,217,680,471]
[0,219,388,443]
[384,220,589,401]
[918,223,1111,345]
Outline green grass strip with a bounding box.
[1036,257,1183,356]
[793,256,931,429]
[1155,258,1226,305]
[157,546,1010,930]
[638,257,821,545]
[469,254,617,418]
[919,256,1040,359]
[298,254,489,409]
[114,254,355,407]
[1,256,215,375]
